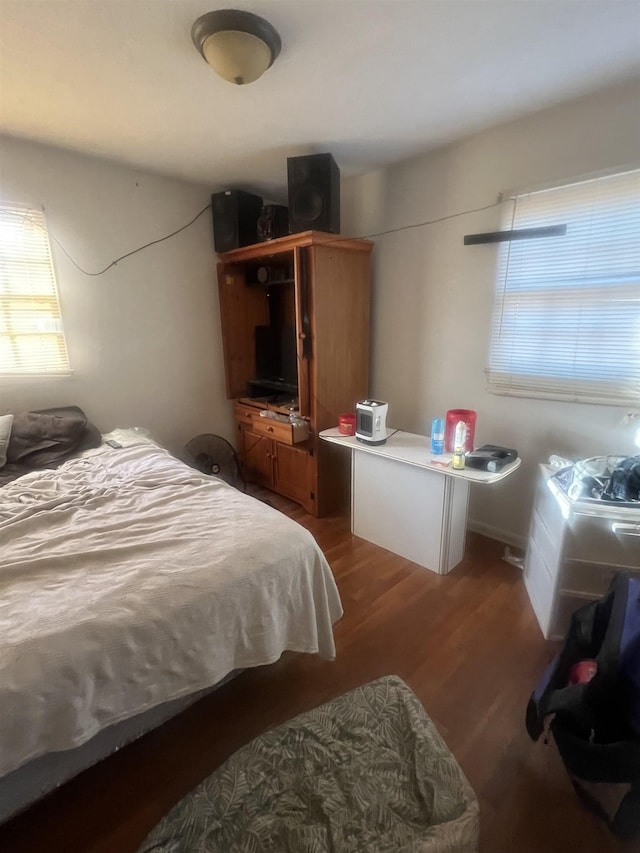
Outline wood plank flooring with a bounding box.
[1,491,637,853]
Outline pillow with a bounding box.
[32,406,101,454]
[7,410,87,466]
[0,414,14,468]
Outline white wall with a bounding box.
[0,136,233,453]
[342,78,640,546]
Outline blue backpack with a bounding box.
[526,573,640,839]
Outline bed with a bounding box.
[0,429,342,821]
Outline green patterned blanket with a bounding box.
[137,676,479,852]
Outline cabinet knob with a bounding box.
[267,426,274,432]
[298,332,306,340]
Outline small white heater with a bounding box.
[355,399,388,445]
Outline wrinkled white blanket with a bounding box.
[0,443,342,778]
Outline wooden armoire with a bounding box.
[217,230,372,517]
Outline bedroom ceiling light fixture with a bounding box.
[191,9,281,85]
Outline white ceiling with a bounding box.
[0,0,639,200]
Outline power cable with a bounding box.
[16,195,505,278]
[45,203,213,276]
[359,199,502,241]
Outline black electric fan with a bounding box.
[183,434,245,491]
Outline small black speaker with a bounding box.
[287,153,340,234]
[211,190,263,253]
[257,204,289,242]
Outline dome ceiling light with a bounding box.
[191,9,282,86]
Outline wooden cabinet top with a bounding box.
[218,230,373,263]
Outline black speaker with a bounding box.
[287,153,340,234]
[211,190,263,253]
[257,204,289,242]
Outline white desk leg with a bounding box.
[351,451,470,574]
[351,449,356,535]
[440,476,470,573]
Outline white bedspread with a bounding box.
[0,442,342,778]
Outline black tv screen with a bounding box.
[255,326,297,387]
[279,326,297,385]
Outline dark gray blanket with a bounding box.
[0,406,101,486]
[136,676,479,853]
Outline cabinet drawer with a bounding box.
[252,416,309,445]
[529,508,562,577]
[234,403,260,426]
[566,514,640,570]
[560,560,640,597]
[534,475,565,544]
[524,537,556,638]
[560,561,625,598]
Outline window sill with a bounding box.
[0,371,74,382]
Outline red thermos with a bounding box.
[444,409,477,453]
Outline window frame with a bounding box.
[0,201,71,378]
[485,167,640,407]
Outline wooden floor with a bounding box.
[1,491,637,853]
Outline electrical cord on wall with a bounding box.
[16,188,500,435]
[359,200,502,242]
[13,195,505,278]
[45,203,214,276]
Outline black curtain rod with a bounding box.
[464,224,567,245]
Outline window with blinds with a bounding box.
[487,168,640,405]
[0,202,70,376]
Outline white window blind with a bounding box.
[487,168,640,405]
[0,202,70,376]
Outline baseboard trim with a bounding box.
[468,519,526,552]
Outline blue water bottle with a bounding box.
[430,417,445,455]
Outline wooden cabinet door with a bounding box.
[242,428,273,487]
[308,244,370,431]
[217,263,269,399]
[293,247,311,418]
[273,442,310,507]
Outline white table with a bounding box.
[320,428,521,574]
